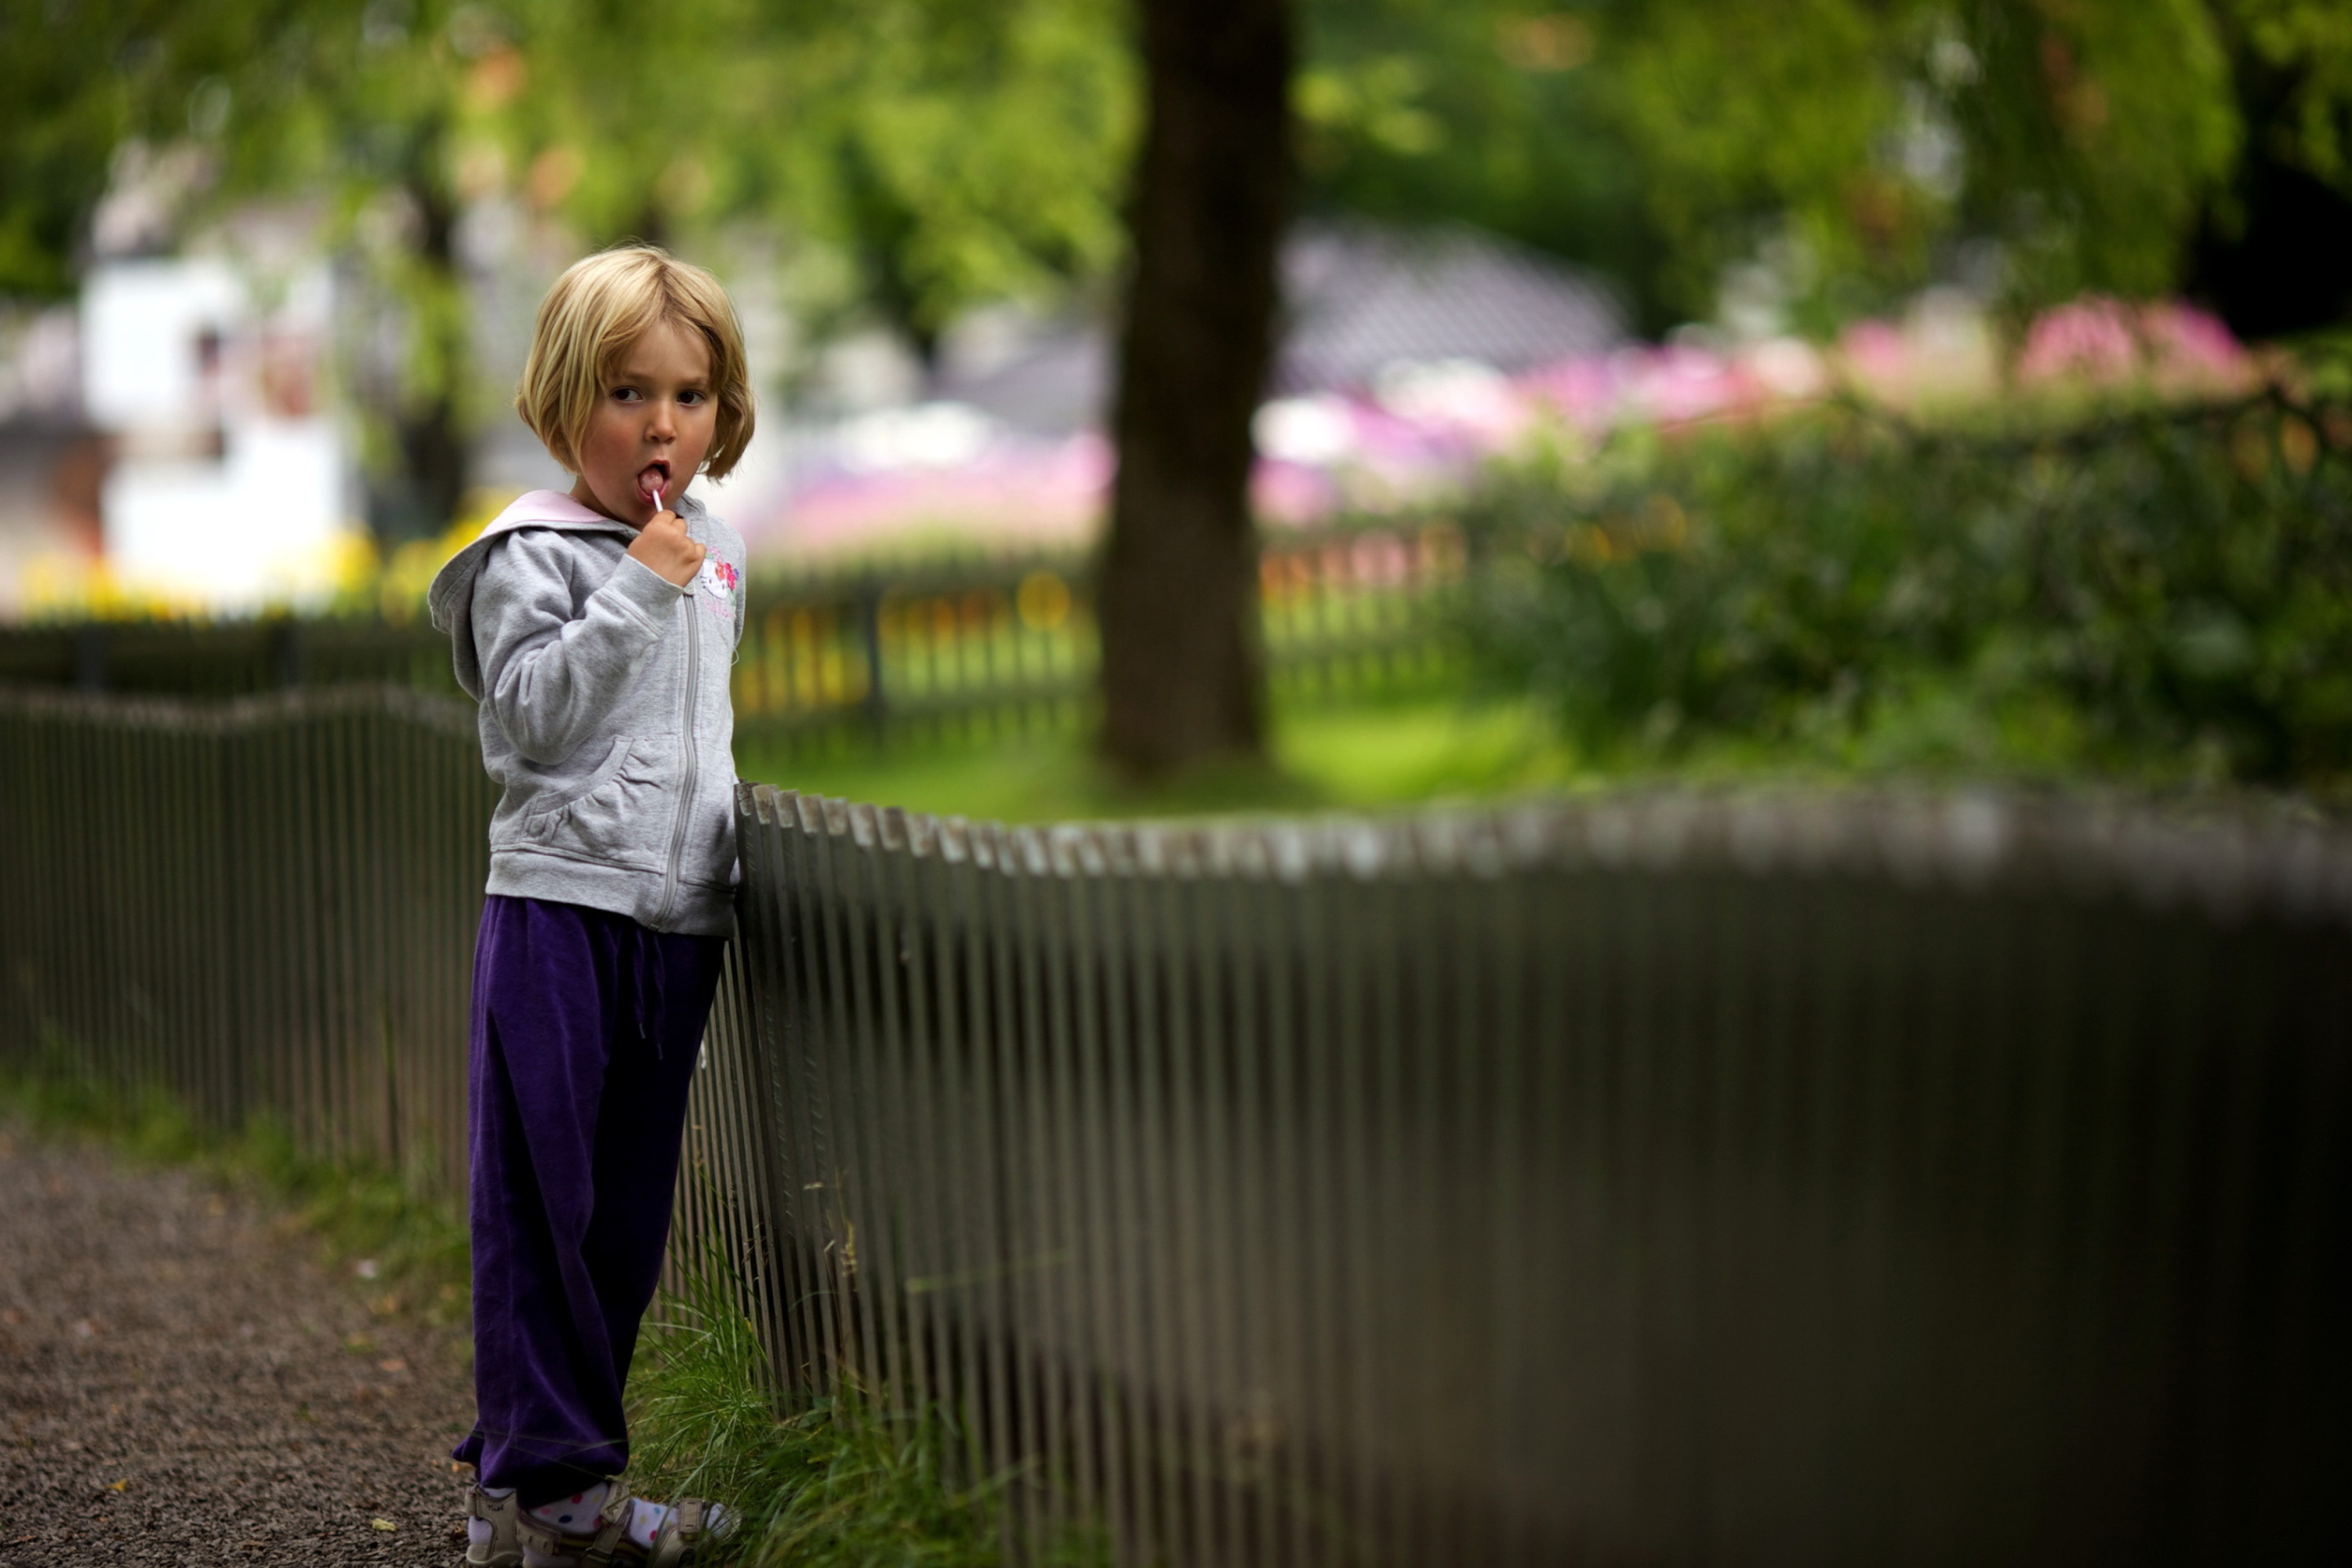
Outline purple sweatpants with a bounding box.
[449,894,728,1504]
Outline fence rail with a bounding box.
[4,685,2349,1565]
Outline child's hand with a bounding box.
[628,508,706,588]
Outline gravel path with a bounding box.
[0,1122,476,1566]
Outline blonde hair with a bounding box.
[516,244,755,479]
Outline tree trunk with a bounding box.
[1097,0,1293,778]
[368,154,471,546]
[403,163,471,537]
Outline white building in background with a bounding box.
[80,256,357,612]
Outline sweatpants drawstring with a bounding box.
[630,924,667,1055]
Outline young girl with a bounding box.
[427,245,754,1568]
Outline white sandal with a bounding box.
[512,1486,724,1567]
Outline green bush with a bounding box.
[1454,390,2352,786]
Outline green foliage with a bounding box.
[0,0,1134,535]
[626,1251,1109,1567]
[0,0,314,295]
[2229,0,2352,191]
[1298,1,1666,322]
[0,0,136,296]
[1586,0,2256,322]
[18,0,2352,358]
[749,0,1136,350]
[1456,391,2352,786]
[473,0,1134,350]
[1302,0,2352,330]
[2,0,1134,327]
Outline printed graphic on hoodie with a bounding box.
[699,555,741,621]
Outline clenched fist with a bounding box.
[627,507,706,587]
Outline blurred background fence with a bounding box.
[9,389,2349,799]
[0,517,1469,757]
[5,685,2350,1564]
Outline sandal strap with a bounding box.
[648,1504,686,1561]
[513,1511,563,1556]
[513,1495,635,1561]
[581,1494,640,1567]
[649,1497,710,1568]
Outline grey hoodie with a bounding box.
[427,488,748,937]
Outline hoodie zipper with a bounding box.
[652,550,699,930]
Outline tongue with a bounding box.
[639,469,666,507]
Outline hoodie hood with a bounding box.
[428,488,703,698]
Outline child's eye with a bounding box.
[611,386,642,403]
[679,390,707,406]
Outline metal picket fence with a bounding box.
[4,684,2350,1565]
[689,785,2352,1567]
[0,684,492,1192]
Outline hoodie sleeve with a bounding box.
[471,528,688,764]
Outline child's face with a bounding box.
[568,316,717,526]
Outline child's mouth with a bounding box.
[636,462,671,506]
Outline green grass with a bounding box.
[0,1054,470,1325]
[626,1254,1108,1567]
[737,693,1587,825]
[741,685,2352,826]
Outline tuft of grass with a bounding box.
[0,1052,470,1325]
[626,1254,1108,1567]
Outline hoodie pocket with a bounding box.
[520,736,673,871]
[677,762,741,889]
